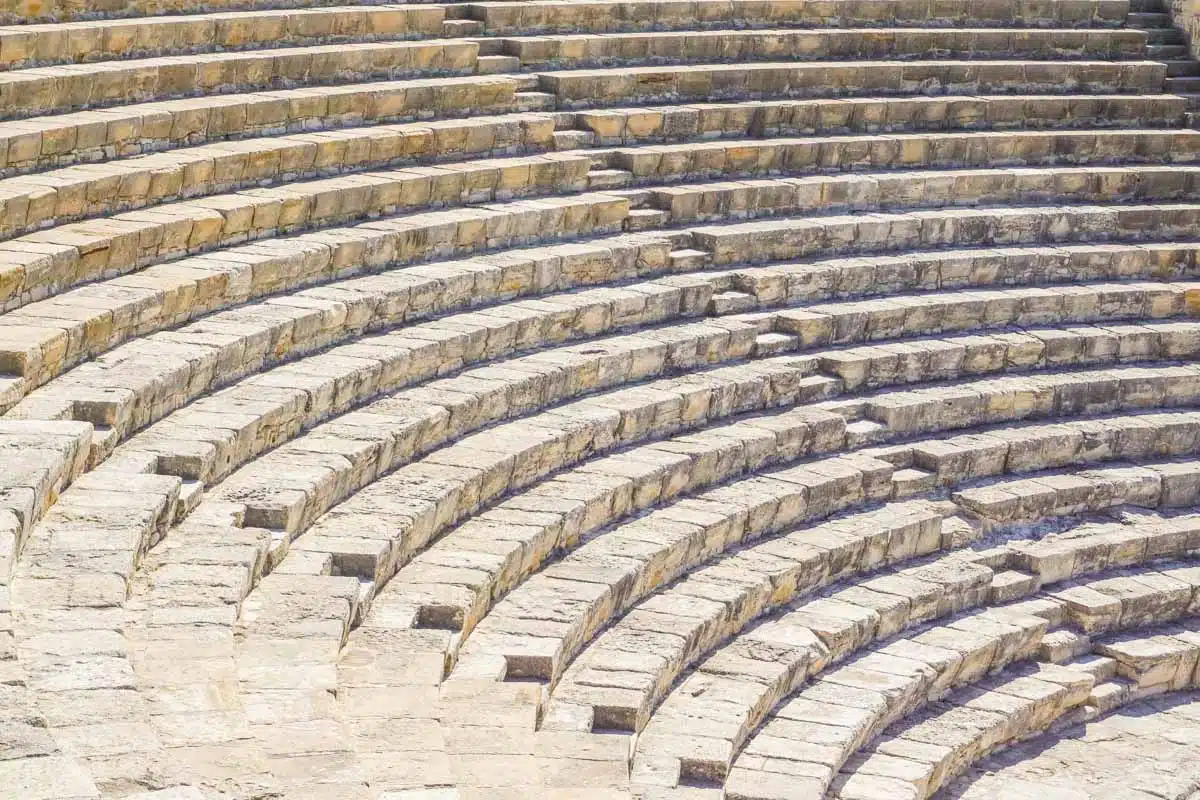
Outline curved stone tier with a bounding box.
[6,1,1200,798]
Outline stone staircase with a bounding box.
[4,0,1200,799]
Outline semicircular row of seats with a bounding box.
[5,0,1200,797]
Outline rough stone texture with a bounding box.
[4,1,1200,799]
[943,690,1200,799]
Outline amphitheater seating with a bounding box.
[6,0,1200,798]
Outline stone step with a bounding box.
[1146,44,1189,58]
[668,248,710,270]
[586,167,631,189]
[441,18,482,37]
[1163,59,1200,77]
[1166,76,1200,93]
[552,129,594,149]
[475,53,520,74]
[1144,26,1185,44]
[1040,628,1093,662]
[1126,11,1174,27]
[1094,618,1200,693]
[0,419,92,579]
[513,90,557,111]
[1005,514,1200,585]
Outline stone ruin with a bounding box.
[3,0,1200,797]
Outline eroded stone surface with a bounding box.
[3,0,1200,798]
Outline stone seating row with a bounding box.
[503,27,1147,70]
[0,228,676,406]
[1047,560,1200,635]
[954,462,1200,523]
[0,111,557,237]
[0,30,1164,122]
[642,165,1200,229]
[639,504,1197,792]
[2,212,1191,434]
[815,324,1200,396]
[121,330,1200,636]
[1004,512,1200,584]
[3,165,1192,431]
[0,109,1186,259]
[18,263,1192,489]
[641,546,1116,791]
[540,60,1169,107]
[725,573,1200,799]
[0,418,90,579]
[610,131,1199,183]
[466,0,1132,35]
[391,352,1200,650]
[574,95,1190,146]
[130,353,822,696]
[0,0,1133,27]
[690,202,1200,267]
[7,133,1197,316]
[833,614,1200,799]
[6,2,1128,73]
[0,74,521,177]
[3,167,1194,411]
[7,126,1189,264]
[831,657,1098,799]
[721,239,1200,310]
[0,149,597,320]
[51,303,1176,569]
[0,39,480,120]
[0,6,446,70]
[3,163,1196,408]
[550,459,1199,745]
[633,512,1199,790]
[2,253,1190,566]
[459,408,1200,687]
[0,92,1182,182]
[1,208,1192,578]
[21,374,1190,786]
[159,347,1128,659]
[221,434,1193,768]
